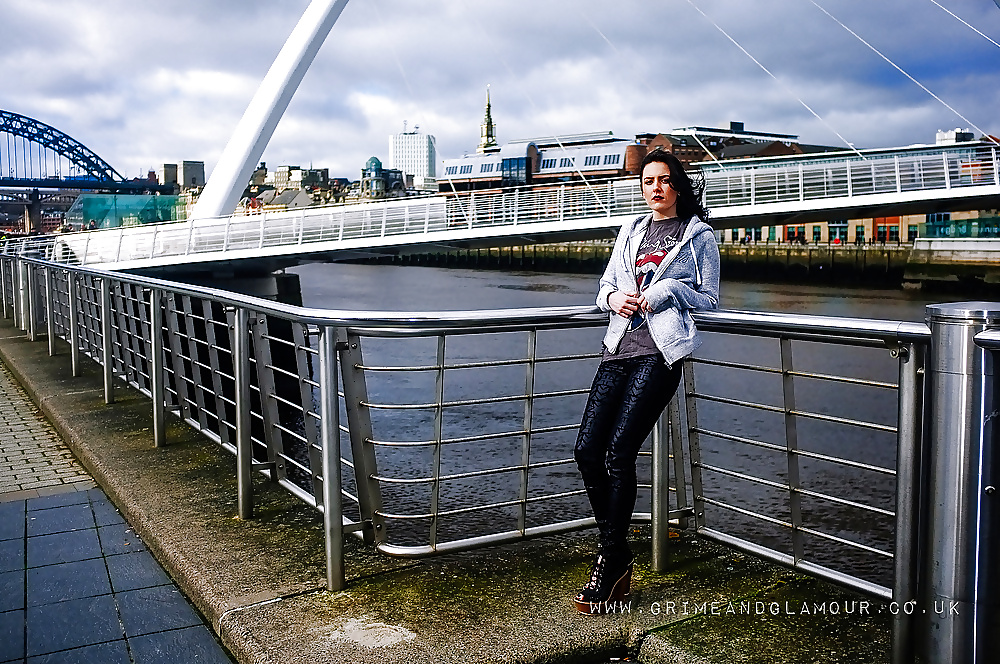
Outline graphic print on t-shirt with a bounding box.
[627,228,682,331]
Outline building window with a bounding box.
[768,226,776,242]
[812,226,822,243]
[604,154,621,165]
[584,155,600,166]
[445,166,458,176]
[459,165,474,175]
[888,225,900,242]
[907,224,919,241]
[559,157,574,168]
[541,158,557,169]
[855,225,865,243]
[480,163,493,173]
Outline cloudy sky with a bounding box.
[3,0,999,181]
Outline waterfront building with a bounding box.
[159,161,205,191]
[358,156,406,199]
[389,123,437,180]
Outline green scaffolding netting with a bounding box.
[65,194,185,229]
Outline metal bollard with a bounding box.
[921,302,1000,663]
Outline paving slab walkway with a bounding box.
[0,357,234,664]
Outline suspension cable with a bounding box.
[685,0,864,159]
[809,0,1000,146]
[930,0,1000,50]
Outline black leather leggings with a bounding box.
[574,355,682,556]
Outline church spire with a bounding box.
[477,85,498,153]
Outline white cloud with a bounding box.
[1,0,998,180]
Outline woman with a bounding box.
[573,148,720,614]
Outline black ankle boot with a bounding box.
[573,550,634,615]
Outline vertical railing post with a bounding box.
[100,278,115,404]
[68,273,80,377]
[780,337,804,564]
[921,302,1000,663]
[26,263,38,341]
[338,329,383,545]
[682,360,707,531]
[233,308,253,519]
[45,267,55,356]
[517,330,537,534]
[150,289,166,446]
[651,408,671,572]
[429,334,446,550]
[1,258,9,320]
[17,260,28,332]
[891,341,925,664]
[668,394,689,531]
[319,325,345,591]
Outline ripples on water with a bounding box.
[290,262,967,586]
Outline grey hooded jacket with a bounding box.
[597,213,721,366]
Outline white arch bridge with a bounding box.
[9,140,998,277]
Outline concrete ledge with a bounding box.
[0,319,892,663]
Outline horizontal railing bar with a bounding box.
[698,496,792,529]
[697,462,789,492]
[789,408,897,433]
[372,456,577,485]
[377,488,590,521]
[375,517,596,558]
[689,357,781,374]
[368,422,578,447]
[698,528,892,599]
[787,369,896,390]
[692,427,787,454]
[798,526,893,558]
[796,487,895,517]
[793,448,895,475]
[693,392,785,413]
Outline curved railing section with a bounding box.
[0,253,942,635]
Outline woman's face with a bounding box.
[641,161,679,220]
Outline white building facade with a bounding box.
[389,128,437,180]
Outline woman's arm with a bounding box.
[596,221,636,312]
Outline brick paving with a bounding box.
[0,362,92,500]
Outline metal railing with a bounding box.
[4,253,1000,663]
[702,143,999,212]
[4,143,997,273]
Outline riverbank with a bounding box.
[353,239,1000,292]
[0,316,894,663]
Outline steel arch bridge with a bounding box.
[0,109,168,192]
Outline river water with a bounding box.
[289,262,968,588]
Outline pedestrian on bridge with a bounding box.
[573,148,720,614]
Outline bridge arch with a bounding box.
[0,109,123,183]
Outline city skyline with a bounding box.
[2,0,999,182]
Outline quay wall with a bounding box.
[364,239,1000,290]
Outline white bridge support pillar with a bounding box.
[191,0,350,220]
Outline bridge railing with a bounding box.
[16,255,1000,662]
[2,143,997,270]
[703,143,999,211]
[6,180,647,268]
[0,253,930,601]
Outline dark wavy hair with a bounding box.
[639,148,709,221]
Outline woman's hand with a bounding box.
[608,290,641,318]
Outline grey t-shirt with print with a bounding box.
[602,216,687,362]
